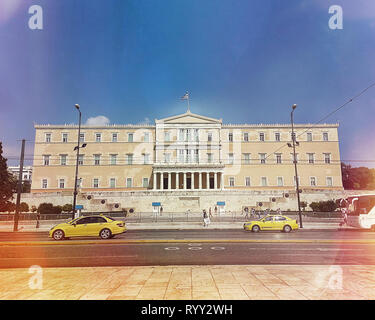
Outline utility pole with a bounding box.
[72,104,81,220]
[290,105,303,228]
[13,139,25,232]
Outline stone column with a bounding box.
[198,172,202,190]
[206,172,210,189]
[160,172,164,190]
[191,172,195,190]
[220,172,224,190]
[176,172,179,190]
[214,172,218,190]
[153,172,157,190]
[183,172,187,190]
[168,172,171,190]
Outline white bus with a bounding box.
[340,194,375,230]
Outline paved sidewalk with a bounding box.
[0,221,342,232]
[0,264,374,300]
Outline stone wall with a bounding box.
[16,189,374,213]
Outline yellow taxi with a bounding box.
[243,215,299,233]
[49,215,126,240]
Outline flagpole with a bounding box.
[187,92,190,112]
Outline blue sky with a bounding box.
[1,0,375,166]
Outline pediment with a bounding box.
[156,111,222,124]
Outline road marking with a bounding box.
[211,247,226,250]
[1,239,375,246]
[164,247,180,251]
[188,243,202,246]
[188,247,202,250]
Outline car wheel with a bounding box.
[100,228,112,239]
[283,225,292,233]
[52,229,65,241]
[252,225,260,233]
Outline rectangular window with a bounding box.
[275,153,282,164]
[179,129,184,141]
[112,133,118,142]
[229,177,235,187]
[244,153,250,165]
[186,129,191,141]
[164,131,170,142]
[163,153,171,163]
[144,132,150,142]
[43,155,50,166]
[143,153,150,164]
[207,153,213,163]
[259,132,265,141]
[110,154,117,165]
[326,177,333,187]
[109,178,116,188]
[78,154,84,165]
[127,154,133,165]
[143,178,149,188]
[62,133,68,143]
[45,133,51,143]
[59,179,65,189]
[323,132,328,141]
[207,132,212,142]
[294,176,300,187]
[126,178,132,188]
[261,177,267,186]
[245,177,251,187]
[194,129,199,142]
[95,133,102,142]
[308,153,315,164]
[228,133,233,142]
[228,153,234,165]
[324,153,331,164]
[94,154,101,165]
[93,178,99,188]
[291,132,296,142]
[42,179,48,189]
[277,177,283,186]
[243,132,249,142]
[275,132,280,141]
[259,153,266,164]
[79,133,85,143]
[310,177,316,186]
[291,153,298,163]
[128,133,134,142]
[307,132,312,142]
[60,154,67,166]
[179,150,184,163]
[186,150,191,163]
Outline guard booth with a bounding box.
[216,201,226,215]
[75,205,84,219]
[152,202,162,217]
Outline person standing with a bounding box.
[203,209,210,227]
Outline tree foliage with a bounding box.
[0,142,17,211]
[341,162,375,190]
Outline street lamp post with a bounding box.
[72,104,84,220]
[290,104,303,228]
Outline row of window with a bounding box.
[41,152,333,166]
[43,131,331,143]
[41,177,149,189]
[229,176,334,187]
[40,175,334,189]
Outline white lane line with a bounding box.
[211,247,226,250]
[188,247,202,250]
[164,247,180,251]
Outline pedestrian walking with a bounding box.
[36,212,40,229]
[160,206,163,216]
[203,209,210,227]
[244,207,249,219]
[209,207,213,219]
[251,208,255,218]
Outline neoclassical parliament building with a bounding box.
[29,110,343,212]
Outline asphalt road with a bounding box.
[0,229,375,268]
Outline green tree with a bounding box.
[0,142,17,212]
[19,202,29,212]
[62,203,73,212]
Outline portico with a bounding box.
[152,165,224,191]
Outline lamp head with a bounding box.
[292,104,297,110]
[75,104,80,110]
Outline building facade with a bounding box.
[31,110,343,195]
